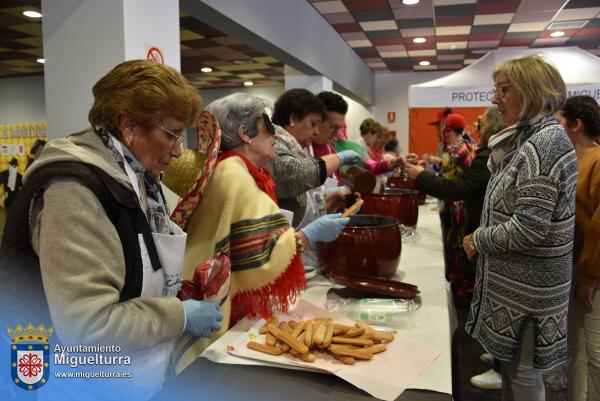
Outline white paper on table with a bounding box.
[225,299,442,401]
[279,208,294,226]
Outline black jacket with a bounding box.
[0,161,155,324]
[416,148,491,234]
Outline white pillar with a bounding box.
[284,66,332,94]
[42,0,180,139]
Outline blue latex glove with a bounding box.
[182,299,224,338]
[300,213,350,249]
[336,150,362,166]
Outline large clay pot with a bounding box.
[317,215,401,279]
[386,175,426,205]
[361,189,419,228]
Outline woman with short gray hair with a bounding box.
[175,92,349,373]
[207,92,272,151]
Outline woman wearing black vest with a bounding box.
[0,60,221,401]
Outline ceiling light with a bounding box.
[402,0,419,4]
[36,58,45,64]
[243,81,254,87]
[200,67,213,73]
[419,60,430,66]
[23,10,42,18]
[233,60,246,65]
[413,37,426,44]
[550,31,565,37]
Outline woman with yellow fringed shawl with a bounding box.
[172,93,349,373]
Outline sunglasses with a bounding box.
[262,113,276,136]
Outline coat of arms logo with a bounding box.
[8,323,54,391]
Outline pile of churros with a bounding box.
[246,317,395,365]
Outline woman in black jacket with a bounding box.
[404,108,503,297]
[405,107,505,388]
[404,107,503,235]
[405,107,505,387]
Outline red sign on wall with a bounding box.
[146,47,164,64]
[387,111,396,123]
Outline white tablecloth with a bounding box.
[301,201,452,395]
[201,201,452,396]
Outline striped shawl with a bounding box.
[174,156,305,373]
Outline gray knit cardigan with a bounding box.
[265,126,325,227]
[466,114,578,369]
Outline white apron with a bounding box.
[297,178,338,270]
[115,139,187,400]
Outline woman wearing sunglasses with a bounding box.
[173,93,349,373]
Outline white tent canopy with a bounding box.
[409,47,600,108]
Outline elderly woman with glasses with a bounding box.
[266,89,362,228]
[462,55,577,401]
[173,92,349,373]
[0,60,224,400]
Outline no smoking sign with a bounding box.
[146,46,164,64]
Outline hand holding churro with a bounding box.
[341,198,364,218]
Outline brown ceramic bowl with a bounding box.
[386,175,426,205]
[317,215,401,279]
[361,189,419,228]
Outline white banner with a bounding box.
[409,84,600,108]
[409,48,600,108]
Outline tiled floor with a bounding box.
[453,301,567,401]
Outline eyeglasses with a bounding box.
[492,83,513,98]
[158,125,185,144]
